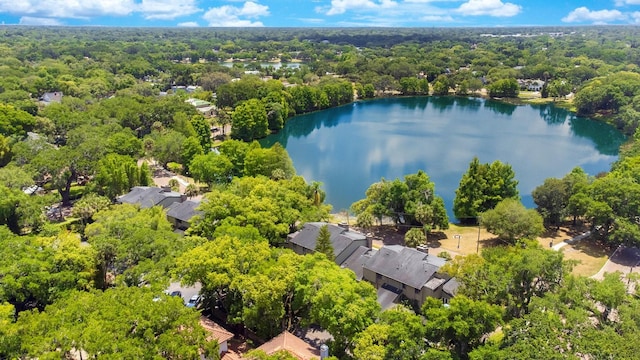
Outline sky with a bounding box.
[0,0,639,28]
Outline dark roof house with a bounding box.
[166,200,202,230]
[117,186,184,209]
[287,222,370,265]
[362,245,457,308]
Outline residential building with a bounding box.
[286,222,370,265]
[40,91,63,105]
[185,98,216,117]
[255,331,321,360]
[199,316,234,356]
[117,186,184,209]
[362,245,458,308]
[166,200,202,231]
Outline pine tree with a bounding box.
[315,224,334,261]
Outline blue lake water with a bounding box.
[261,96,626,220]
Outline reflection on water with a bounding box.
[261,96,626,218]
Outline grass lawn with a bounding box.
[561,241,610,277]
[427,224,497,257]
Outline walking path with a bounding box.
[551,230,591,251]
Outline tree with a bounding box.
[11,287,216,359]
[444,242,567,318]
[0,103,35,137]
[423,296,502,359]
[85,204,181,288]
[454,157,519,223]
[487,78,519,98]
[190,176,330,244]
[189,152,234,186]
[352,170,448,229]
[315,224,334,261]
[149,130,187,167]
[404,228,426,248]
[0,229,97,311]
[71,193,111,226]
[191,115,212,152]
[231,99,269,142]
[181,136,204,174]
[480,198,544,244]
[94,154,151,199]
[532,177,568,229]
[244,142,295,180]
[354,306,433,360]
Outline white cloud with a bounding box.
[420,14,455,22]
[562,7,627,23]
[137,0,200,20]
[456,0,521,17]
[631,11,640,24]
[324,0,397,16]
[177,21,200,27]
[19,16,64,25]
[0,0,135,19]
[0,0,200,21]
[615,0,640,5]
[203,1,269,27]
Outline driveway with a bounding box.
[591,246,640,292]
[167,281,202,305]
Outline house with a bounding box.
[287,222,370,265]
[340,246,376,280]
[40,91,63,105]
[117,186,185,209]
[185,98,216,117]
[254,331,321,360]
[517,79,545,92]
[361,245,458,308]
[199,316,235,357]
[166,200,202,230]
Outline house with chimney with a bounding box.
[362,245,458,309]
[286,222,370,265]
[288,223,458,310]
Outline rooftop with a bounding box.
[364,245,446,290]
[340,246,375,280]
[288,222,366,260]
[117,186,182,208]
[166,200,202,222]
[255,331,320,360]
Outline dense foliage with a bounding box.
[1,25,640,359]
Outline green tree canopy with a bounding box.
[481,198,544,244]
[315,224,334,261]
[453,157,519,223]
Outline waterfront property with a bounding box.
[286,222,370,265]
[289,222,458,309]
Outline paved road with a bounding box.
[591,246,640,281]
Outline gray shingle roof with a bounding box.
[442,277,460,296]
[166,200,202,222]
[288,222,366,258]
[340,246,375,279]
[117,186,182,208]
[364,245,446,290]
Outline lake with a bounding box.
[260,96,627,219]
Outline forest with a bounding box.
[1,25,640,359]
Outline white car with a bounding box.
[186,294,201,308]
